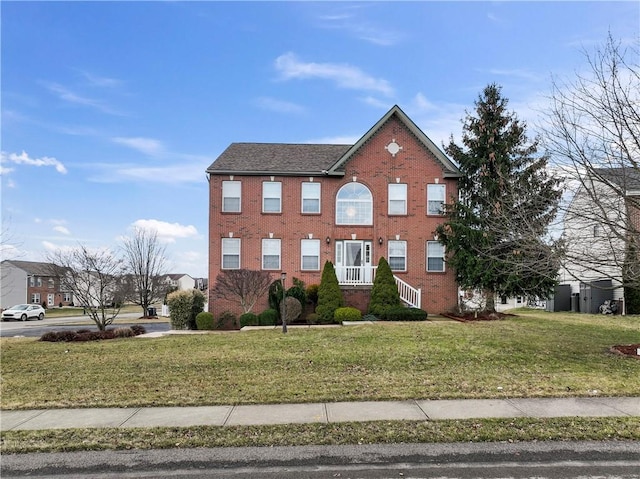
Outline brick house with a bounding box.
[206,105,461,317]
[0,260,73,309]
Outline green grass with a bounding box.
[2,311,639,410]
[2,417,639,454]
[2,310,639,454]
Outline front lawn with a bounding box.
[1,311,639,410]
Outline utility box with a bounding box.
[546,284,571,312]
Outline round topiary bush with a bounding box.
[334,306,363,322]
[196,312,215,330]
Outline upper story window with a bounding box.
[29,277,35,287]
[222,181,241,213]
[388,240,407,271]
[336,182,373,225]
[221,238,241,269]
[262,238,281,270]
[48,278,54,289]
[263,182,282,213]
[388,184,407,215]
[427,241,445,272]
[301,239,320,270]
[301,182,321,214]
[427,184,446,215]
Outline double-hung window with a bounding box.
[221,238,241,269]
[31,293,40,304]
[426,241,445,272]
[427,184,445,215]
[262,239,281,270]
[301,182,321,214]
[388,240,407,271]
[222,181,241,213]
[388,184,407,215]
[301,239,320,270]
[263,182,282,213]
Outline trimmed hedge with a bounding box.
[196,312,215,330]
[240,312,259,328]
[40,326,147,342]
[384,306,428,321]
[258,308,278,326]
[334,307,363,322]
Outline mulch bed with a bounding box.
[610,344,640,359]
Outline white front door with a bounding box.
[335,240,373,283]
[47,293,55,308]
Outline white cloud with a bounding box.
[112,137,166,156]
[0,151,67,174]
[77,70,122,88]
[43,82,124,115]
[131,219,198,243]
[360,96,392,109]
[275,52,394,97]
[255,97,305,114]
[53,225,71,235]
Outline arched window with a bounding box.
[336,182,373,225]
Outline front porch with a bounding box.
[335,266,421,309]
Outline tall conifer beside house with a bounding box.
[436,84,562,311]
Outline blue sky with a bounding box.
[1,1,638,278]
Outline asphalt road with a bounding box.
[2,441,639,478]
[0,312,170,338]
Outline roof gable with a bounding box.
[3,260,57,276]
[206,105,460,178]
[327,105,460,178]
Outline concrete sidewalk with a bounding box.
[2,397,638,432]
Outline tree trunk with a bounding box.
[485,290,496,312]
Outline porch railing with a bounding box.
[335,266,422,309]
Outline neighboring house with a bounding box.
[558,168,640,313]
[206,105,461,316]
[194,277,208,292]
[0,260,73,309]
[162,274,196,291]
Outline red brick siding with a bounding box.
[209,116,459,317]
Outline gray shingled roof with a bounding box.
[593,168,640,191]
[3,260,57,276]
[207,143,352,175]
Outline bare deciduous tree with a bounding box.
[121,228,169,317]
[212,269,273,313]
[541,34,640,304]
[47,245,124,331]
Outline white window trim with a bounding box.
[336,182,373,225]
[262,238,281,270]
[388,240,407,272]
[263,181,282,213]
[221,238,241,270]
[222,181,242,213]
[388,184,407,215]
[301,182,321,214]
[426,241,445,272]
[301,239,321,271]
[427,184,446,216]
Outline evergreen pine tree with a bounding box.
[436,84,562,311]
[368,257,401,317]
[316,261,344,323]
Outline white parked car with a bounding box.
[1,304,46,321]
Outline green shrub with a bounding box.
[167,289,205,330]
[362,313,378,322]
[215,311,238,330]
[316,261,344,324]
[306,284,319,307]
[268,280,284,318]
[385,306,410,321]
[196,312,215,330]
[334,306,363,322]
[368,257,401,317]
[306,313,319,324]
[286,277,307,306]
[406,308,428,321]
[239,312,259,328]
[258,308,278,326]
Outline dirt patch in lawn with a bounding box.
[610,344,640,359]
